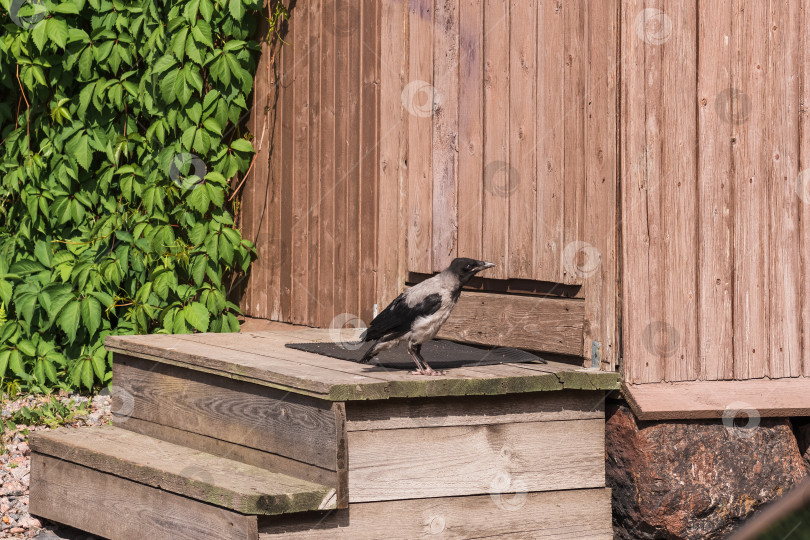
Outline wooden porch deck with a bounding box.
[30,325,618,539]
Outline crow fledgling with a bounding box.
[359,258,495,376]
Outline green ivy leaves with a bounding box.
[0,0,264,393]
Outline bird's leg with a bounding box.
[406,342,427,375]
[413,344,446,376]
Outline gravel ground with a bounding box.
[0,393,112,539]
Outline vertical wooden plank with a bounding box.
[561,0,585,285]
[319,0,337,326]
[308,0,323,326]
[377,0,407,309]
[456,0,483,262]
[583,0,618,370]
[279,11,295,322]
[431,0,459,271]
[660,0,698,382]
[535,0,564,283]
[291,3,310,325]
[697,0,733,380]
[359,0,380,324]
[507,0,536,279]
[802,2,810,378]
[621,0,664,383]
[767,0,801,378]
[732,0,769,379]
[266,19,285,321]
[482,0,509,279]
[345,0,362,319]
[334,0,350,321]
[407,0,434,274]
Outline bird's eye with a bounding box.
[464,264,473,271]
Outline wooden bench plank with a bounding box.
[344,390,605,431]
[30,454,259,540]
[258,488,613,539]
[347,418,605,502]
[113,356,340,470]
[116,416,340,492]
[30,426,336,515]
[624,379,810,420]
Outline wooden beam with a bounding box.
[623,378,810,420]
[436,290,585,356]
[31,454,259,540]
[257,488,613,539]
[31,426,336,515]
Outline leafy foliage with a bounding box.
[0,0,268,393]
[2,395,90,434]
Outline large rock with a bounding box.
[606,402,808,539]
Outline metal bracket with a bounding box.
[591,341,601,369]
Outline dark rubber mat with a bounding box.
[285,339,548,370]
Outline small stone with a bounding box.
[16,443,29,457]
[8,528,23,534]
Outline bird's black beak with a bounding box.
[475,261,496,273]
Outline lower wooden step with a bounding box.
[258,488,614,539]
[30,426,337,515]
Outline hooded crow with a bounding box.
[359,258,496,375]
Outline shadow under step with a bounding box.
[30,425,338,516]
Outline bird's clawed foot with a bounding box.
[409,366,447,376]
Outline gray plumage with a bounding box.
[359,258,495,375]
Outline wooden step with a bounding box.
[30,426,338,515]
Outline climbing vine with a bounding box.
[0,0,279,393]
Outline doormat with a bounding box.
[285,339,548,369]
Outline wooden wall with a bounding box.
[240,0,620,370]
[379,0,620,369]
[240,0,381,328]
[621,1,810,383]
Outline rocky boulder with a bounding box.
[606,402,808,539]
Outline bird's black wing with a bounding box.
[362,292,443,342]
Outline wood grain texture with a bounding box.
[31,454,259,540]
[436,290,585,356]
[377,0,408,311]
[344,390,605,431]
[536,0,565,283]
[456,0,484,261]
[347,418,605,501]
[107,330,620,402]
[112,355,340,470]
[333,0,350,324]
[344,0,362,320]
[734,0,770,380]
[802,2,810,378]
[561,0,586,286]
[507,0,536,279]
[767,0,801,378]
[582,0,618,371]
[291,1,310,325]
[30,426,336,515]
[481,0,509,279]
[407,0,434,274]
[697,0,733,381]
[279,9,295,323]
[307,0,322,325]
[258,488,613,539]
[318,0,337,327]
[115,416,340,493]
[431,0,459,270]
[624,378,810,420]
[661,0,698,382]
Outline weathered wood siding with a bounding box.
[621,1,810,383]
[240,1,620,370]
[240,0,380,328]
